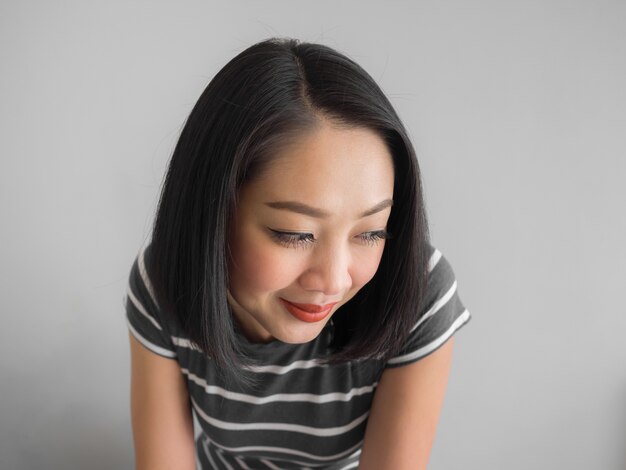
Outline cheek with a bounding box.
[230,241,299,294]
[350,245,386,289]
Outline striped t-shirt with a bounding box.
[125,243,471,469]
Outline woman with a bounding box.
[126,37,471,469]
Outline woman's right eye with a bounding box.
[268,229,315,248]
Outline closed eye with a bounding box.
[268,229,315,248]
[357,230,390,246]
[268,228,391,249]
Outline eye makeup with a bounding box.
[356,230,391,246]
[267,228,391,249]
[268,229,315,248]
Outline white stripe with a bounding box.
[201,433,363,463]
[202,438,220,470]
[256,450,361,468]
[127,319,176,358]
[182,368,376,404]
[172,342,326,375]
[138,245,159,308]
[192,397,368,437]
[410,280,458,333]
[428,248,442,272]
[243,359,324,374]
[260,459,314,470]
[234,456,252,470]
[171,340,326,376]
[260,459,281,470]
[387,309,470,365]
[172,336,202,350]
[216,448,234,470]
[241,450,360,469]
[295,450,360,468]
[173,341,327,374]
[339,461,359,470]
[127,285,163,331]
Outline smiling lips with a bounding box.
[279,299,338,323]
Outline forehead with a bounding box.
[240,123,395,215]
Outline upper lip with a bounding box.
[280,299,338,313]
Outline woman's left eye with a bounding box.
[357,230,390,246]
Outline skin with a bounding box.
[227,120,395,344]
[359,337,454,469]
[129,333,196,470]
[130,119,455,469]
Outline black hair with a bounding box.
[148,37,430,375]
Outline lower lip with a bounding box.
[279,299,336,323]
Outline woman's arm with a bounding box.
[359,337,455,470]
[129,332,196,470]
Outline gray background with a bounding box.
[1,1,625,469]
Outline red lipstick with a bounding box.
[279,299,338,323]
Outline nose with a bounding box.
[298,242,352,296]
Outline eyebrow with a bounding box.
[264,199,393,219]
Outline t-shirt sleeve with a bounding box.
[385,246,471,368]
[125,245,177,359]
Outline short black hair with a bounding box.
[148,37,430,375]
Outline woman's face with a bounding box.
[227,121,395,344]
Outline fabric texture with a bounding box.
[125,243,471,469]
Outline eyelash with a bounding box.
[268,229,391,248]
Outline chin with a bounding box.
[275,323,327,345]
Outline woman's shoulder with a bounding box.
[125,242,180,359]
[385,243,471,368]
[425,244,457,290]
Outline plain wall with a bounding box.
[1,1,625,469]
